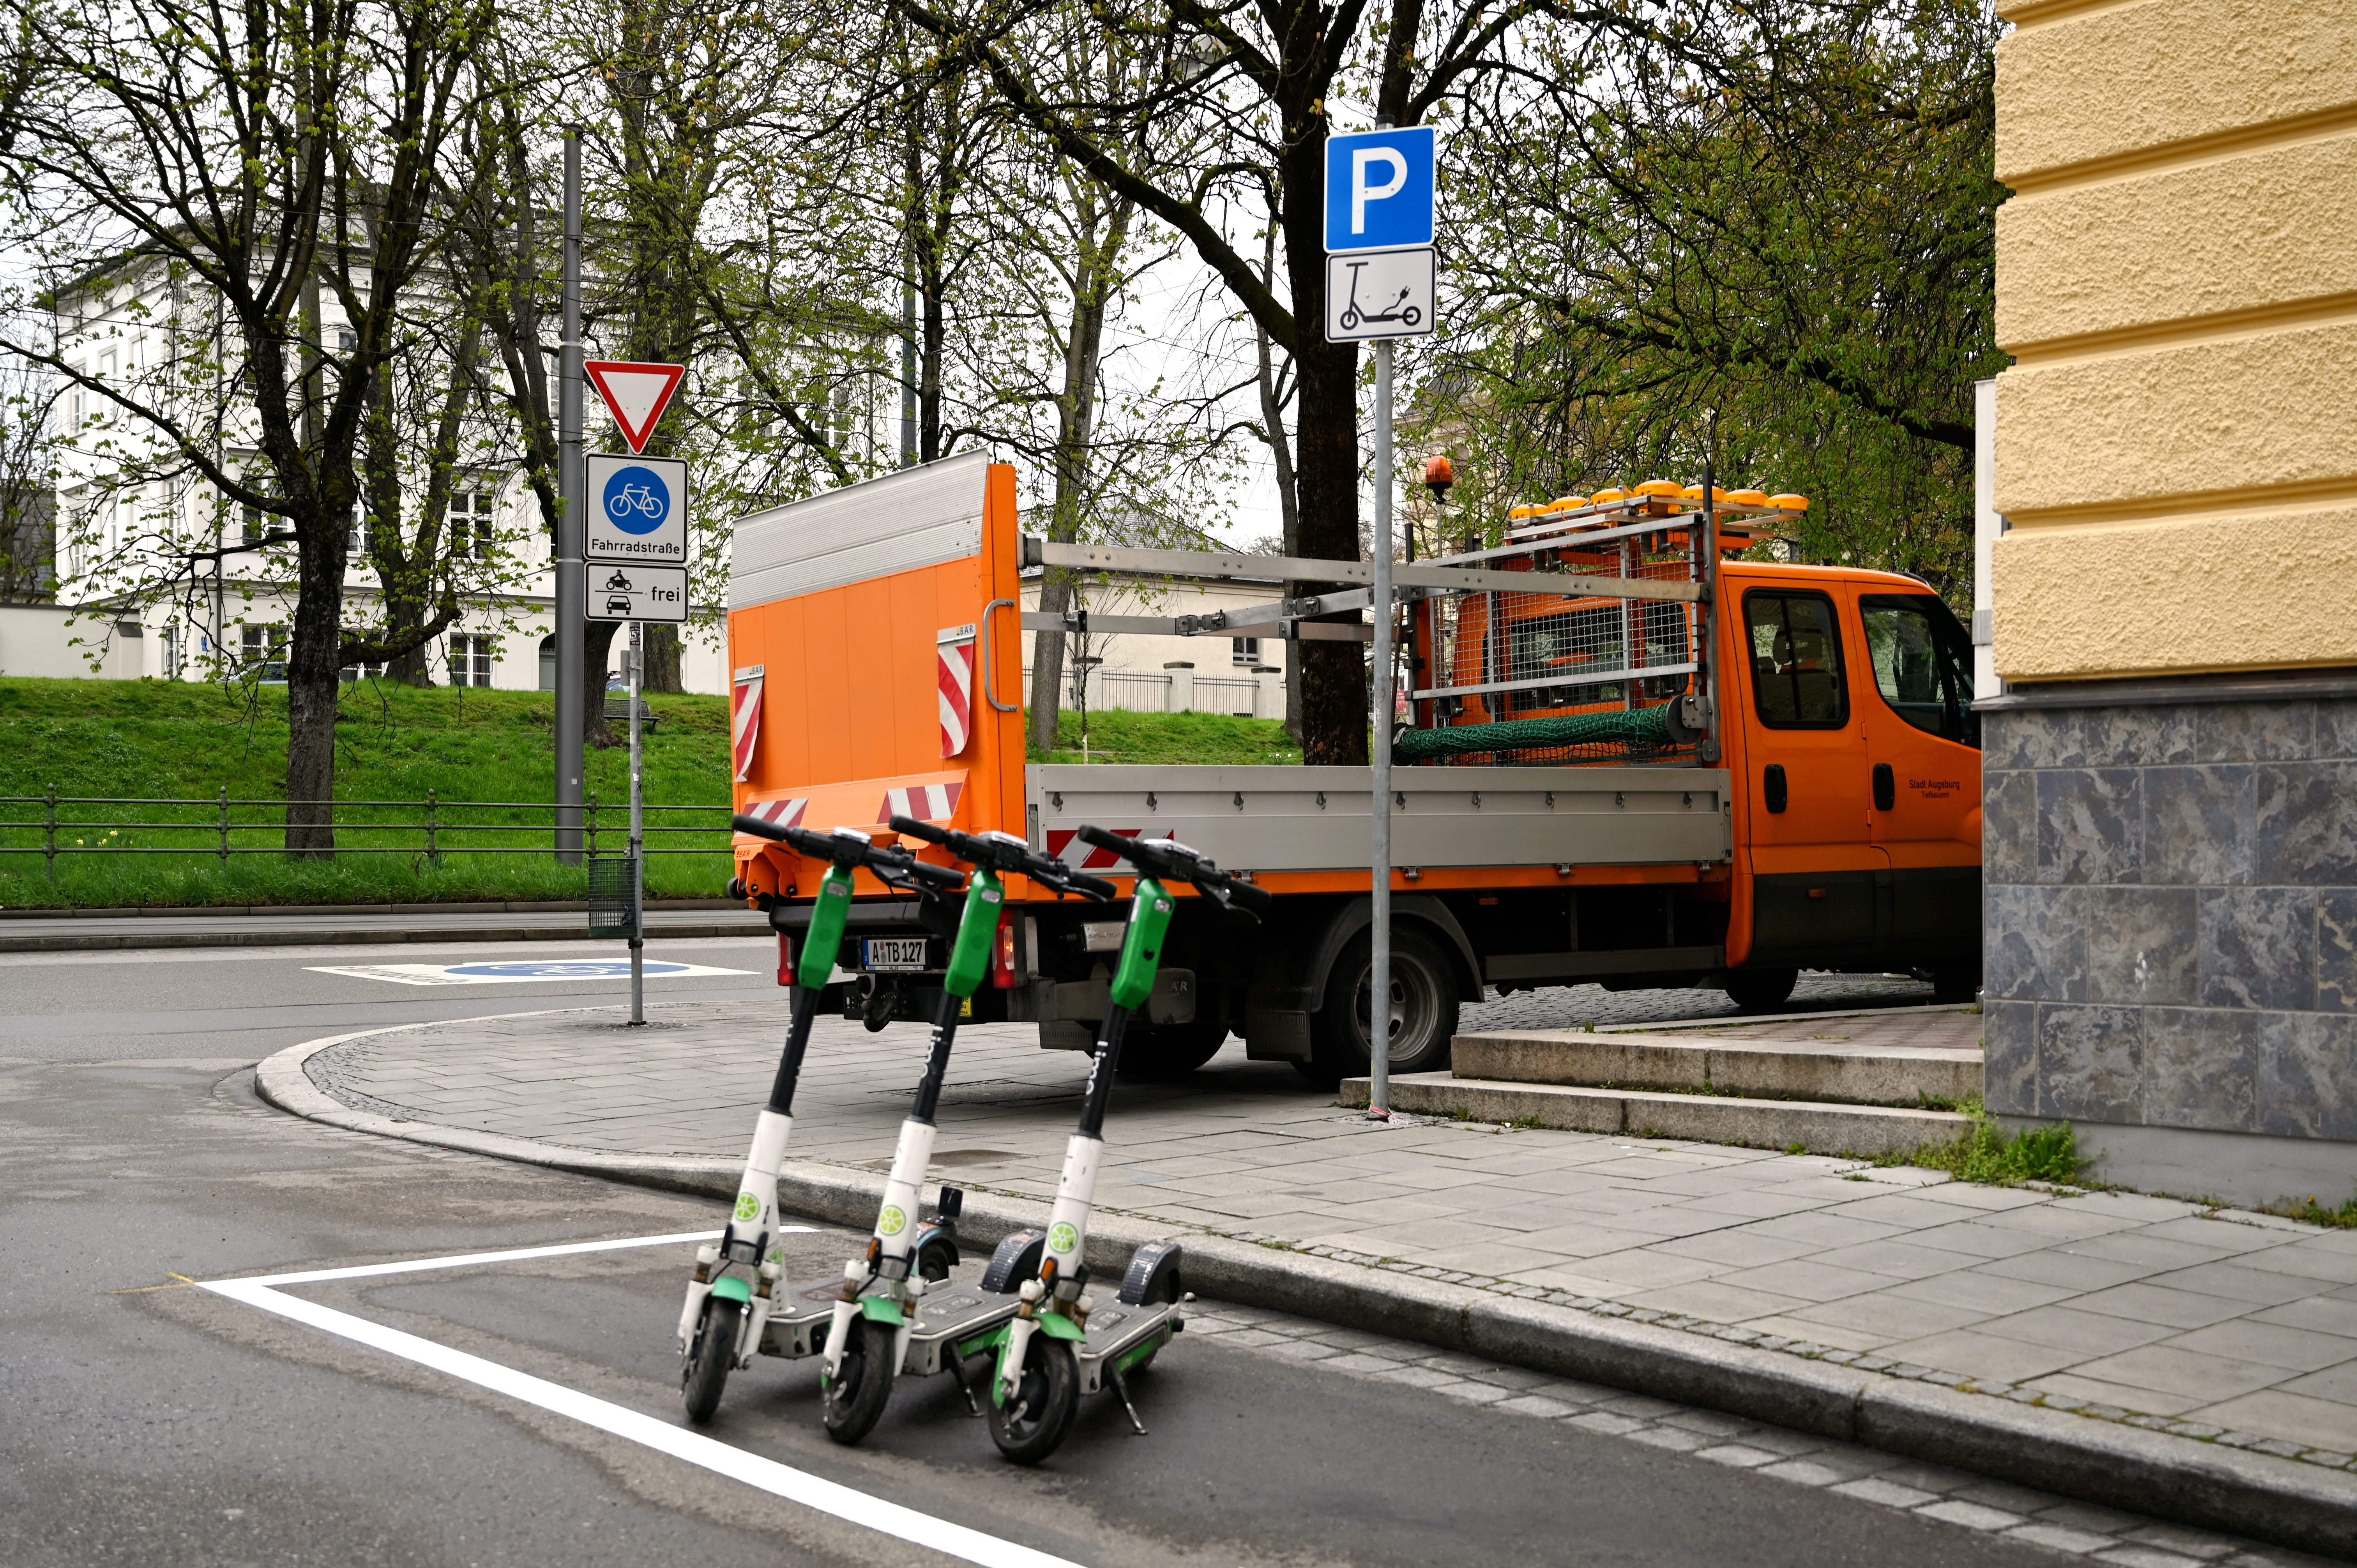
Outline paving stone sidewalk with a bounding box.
[299,987,2357,1478]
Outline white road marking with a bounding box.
[201,1233,1081,1568]
[307,959,753,986]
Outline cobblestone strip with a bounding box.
[1185,1298,2334,1568]
[1193,1220,2357,1479]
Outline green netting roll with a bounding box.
[1393,704,1677,762]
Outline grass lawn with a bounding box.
[0,681,1301,907]
[1028,708,1300,766]
[0,676,735,907]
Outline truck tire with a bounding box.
[1308,925,1459,1083]
[1115,1024,1228,1078]
[1723,967,1797,1011]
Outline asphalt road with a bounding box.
[0,940,2255,1566]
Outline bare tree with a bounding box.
[0,0,498,852]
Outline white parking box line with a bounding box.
[222,1229,747,1288]
[200,1234,1080,1568]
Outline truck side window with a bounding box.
[1744,591,1847,729]
[1859,593,1979,748]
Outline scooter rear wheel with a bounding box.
[821,1316,897,1445]
[987,1334,1079,1465]
[682,1298,740,1423]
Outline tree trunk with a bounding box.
[644,622,682,692]
[1280,127,1367,766]
[583,617,620,748]
[285,531,348,856]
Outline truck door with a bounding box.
[1855,592,1982,969]
[1738,585,1884,969]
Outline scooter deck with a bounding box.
[755,1262,1020,1368]
[1073,1301,1180,1395]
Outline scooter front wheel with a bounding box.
[987,1334,1079,1465]
[682,1297,741,1423]
[820,1317,896,1446]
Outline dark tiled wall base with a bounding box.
[1983,698,2357,1142]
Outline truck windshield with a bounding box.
[1744,590,1847,728]
[1859,593,1978,748]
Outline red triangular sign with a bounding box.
[583,360,686,454]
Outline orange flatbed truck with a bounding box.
[726,452,1982,1084]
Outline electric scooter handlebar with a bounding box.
[730,816,964,892]
[887,815,1118,902]
[1071,824,1274,918]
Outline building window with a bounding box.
[240,624,287,682]
[448,489,494,561]
[1231,636,1261,666]
[447,633,494,687]
[340,655,388,682]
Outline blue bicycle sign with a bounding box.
[602,465,672,534]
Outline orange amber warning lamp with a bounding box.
[1423,454,1454,501]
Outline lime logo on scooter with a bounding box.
[734,1192,761,1222]
[1048,1221,1079,1255]
[877,1205,907,1236]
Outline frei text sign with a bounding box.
[584,453,688,566]
[583,360,686,455]
[1324,126,1435,253]
[587,563,687,623]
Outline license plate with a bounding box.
[860,938,929,972]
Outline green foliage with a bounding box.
[1883,1103,2086,1187]
[0,677,735,906]
[2265,1187,2357,1230]
[1026,708,1301,766]
[1435,0,2004,600]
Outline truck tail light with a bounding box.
[776,933,793,987]
[992,915,1018,989]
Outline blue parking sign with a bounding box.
[1324,126,1435,253]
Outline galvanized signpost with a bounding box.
[581,366,689,1024]
[1326,123,1437,1119]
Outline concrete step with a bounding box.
[1339,1072,1968,1158]
[1451,1028,1981,1109]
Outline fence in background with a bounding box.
[0,789,732,872]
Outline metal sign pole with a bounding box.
[555,128,586,864]
[627,620,645,1025]
[1368,336,1394,1119]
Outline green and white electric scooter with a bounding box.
[811,815,1117,1445]
[677,819,961,1423]
[970,824,1272,1464]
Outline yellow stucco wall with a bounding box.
[1991,0,2357,682]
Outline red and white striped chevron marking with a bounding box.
[737,797,806,833]
[730,664,764,782]
[937,625,976,758]
[1044,827,1174,871]
[882,782,963,823]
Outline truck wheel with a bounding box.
[1723,968,1797,1011]
[1115,1024,1228,1078]
[1309,926,1459,1081]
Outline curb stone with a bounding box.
[255,1023,2357,1561]
[1,919,763,955]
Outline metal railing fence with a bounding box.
[0,786,733,872]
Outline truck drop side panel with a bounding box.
[1030,765,1730,879]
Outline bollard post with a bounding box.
[426,788,439,865]
[44,783,55,875]
[217,785,228,864]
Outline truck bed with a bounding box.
[1028,763,1731,873]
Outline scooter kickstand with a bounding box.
[1108,1365,1149,1436]
[948,1352,982,1418]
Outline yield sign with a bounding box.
[583,360,686,454]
